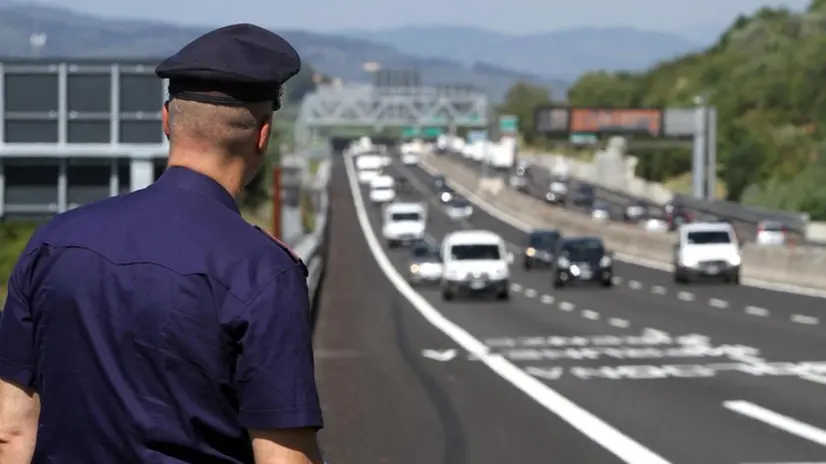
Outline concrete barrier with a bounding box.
[424,153,826,290]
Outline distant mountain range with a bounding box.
[0,1,712,101]
[337,25,705,81]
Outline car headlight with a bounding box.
[526,247,536,257]
[558,256,570,268]
[410,264,420,274]
[729,255,741,266]
[600,255,612,267]
[680,257,698,268]
[441,192,452,202]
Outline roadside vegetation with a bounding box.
[501,0,826,219]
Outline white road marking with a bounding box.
[677,291,695,301]
[792,315,819,325]
[524,288,538,298]
[612,276,623,285]
[709,298,729,308]
[540,294,554,304]
[559,301,575,311]
[608,318,630,328]
[510,283,523,292]
[420,157,826,298]
[798,373,826,385]
[745,306,769,317]
[346,155,671,463]
[628,280,643,290]
[724,400,826,447]
[421,349,458,362]
[651,285,667,295]
[582,310,600,320]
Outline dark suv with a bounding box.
[552,237,613,288]
[523,229,562,270]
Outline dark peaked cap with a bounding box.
[156,23,301,110]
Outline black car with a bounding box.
[572,184,595,208]
[523,229,562,270]
[552,237,613,288]
[438,185,455,203]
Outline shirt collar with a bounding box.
[154,166,240,214]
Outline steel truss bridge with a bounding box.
[295,84,490,143]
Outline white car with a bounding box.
[755,220,787,246]
[445,199,473,221]
[440,230,513,301]
[369,175,396,204]
[673,222,741,284]
[401,153,420,165]
[382,202,427,247]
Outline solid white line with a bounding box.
[420,158,826,298]
[724,400,826,446]
[344,155,670,464]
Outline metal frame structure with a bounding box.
[0,59,167,217]
[534,105,719,200]
[295,84,489,143]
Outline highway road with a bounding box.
[313,153,826,463]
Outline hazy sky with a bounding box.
[31,0,811,34]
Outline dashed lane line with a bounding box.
[608,318,631,328]
[745,306,769,317]
[582,310,600,320]
[709,298,729,309]
[791,315,819,325]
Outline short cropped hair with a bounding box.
[168,99,272,154]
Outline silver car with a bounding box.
[408,240,443,286]
[445,199,473,221]
[755,220,787,246]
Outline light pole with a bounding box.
[29,32,47,59]
[691,94,709,199]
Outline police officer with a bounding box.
[0,24,324,463]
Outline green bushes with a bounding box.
[0,222,38,307]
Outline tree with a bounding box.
[498,82,552,145]
[560,0,826,217]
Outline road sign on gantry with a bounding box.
[499,115,518,135]
[533,106,664,137]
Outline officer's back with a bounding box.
[0,23,323,464]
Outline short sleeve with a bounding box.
[233,264,322,430]
[0,251,38,388]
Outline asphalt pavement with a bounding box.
[314,154,826,463]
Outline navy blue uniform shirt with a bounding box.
[0,166,322,463]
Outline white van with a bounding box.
[356,154,383,184]
[382,202,427,247]
[369,175,396,204]
[673,222,741,284]
[440,230,513,301]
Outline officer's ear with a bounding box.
[256,112,273,154]
[162,101,171,140]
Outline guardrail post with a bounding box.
[272,166,282,239]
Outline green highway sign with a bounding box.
[499,115,518,134]
[403,127,445,138]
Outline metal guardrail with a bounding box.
[289,158,331,309]
[671,194,810,234]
